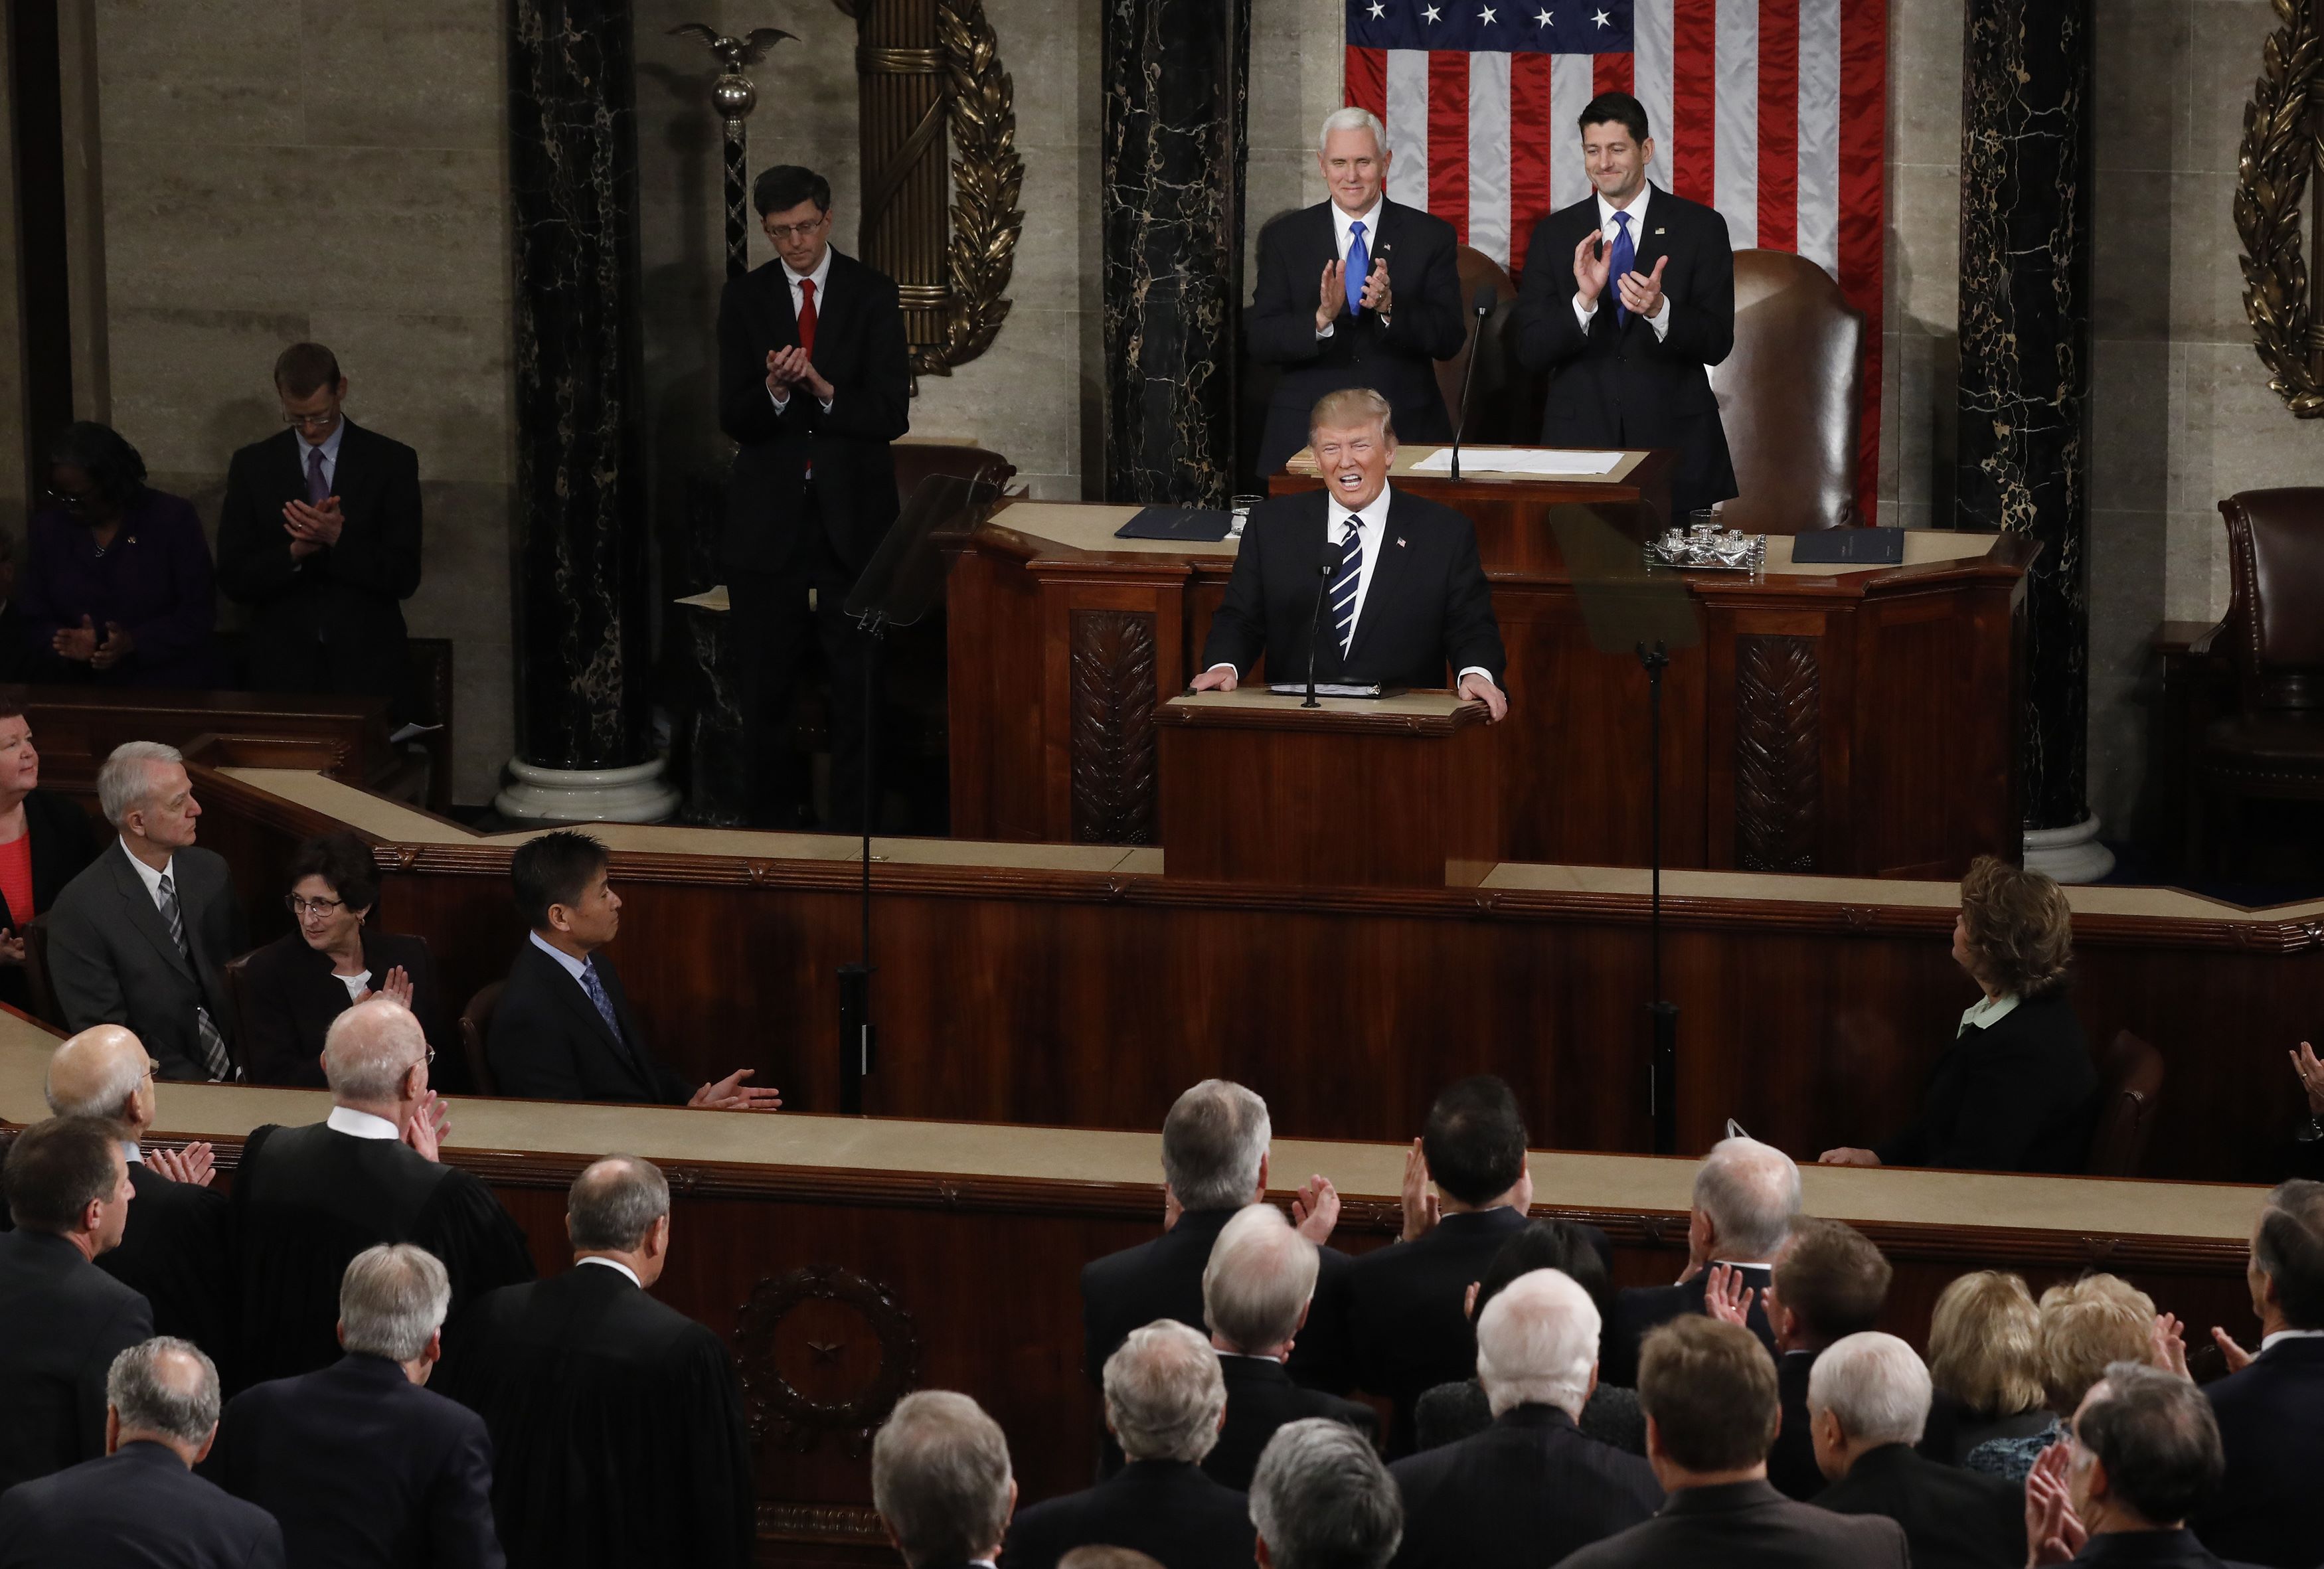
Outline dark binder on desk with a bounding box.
[1789,527,1905,565]
[1114,507,1233,542]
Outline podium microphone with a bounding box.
[1300,541,1341,709]
[1447,284,1497,483]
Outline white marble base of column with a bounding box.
[493,757,680,825]
[2022,813,2116,884]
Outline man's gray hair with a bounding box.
[44,1040,146,1121]
[1693,1136,1801,1260]
[1475,1268,1599,1419]
[1250,1418,1403,1569]
[1204,1202,1319,1352]
[321,997,426,1102]
[339,1244,451,1361]
[96,740,185,827]
[568,1155,671,1251]
[1318,105,1388,158]
[108,1337,220,1444]
[2076,1362,2226,1527]
[871,1390,1014,1568]
[1161,1080,1271,1212]
[1806,1331,1932,1448]
[1103,1320,1226,1463]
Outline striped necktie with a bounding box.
[158,871,235,1082]
[1331,515,1365,655]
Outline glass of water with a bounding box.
[1229,493,1264,538]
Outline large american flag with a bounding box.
[1345,0,1888,517]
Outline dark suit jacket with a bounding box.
[1511,187,1739,521]
[1247,199,1466,475]
[1876,989,2096,1173]
[1001,1459,1256,1569]
[0,1228,155,1495]
[2194,1335,2324,1568]
[99,1159,232,1365]
[1600,1264,1776,1390]
[1560,1478,1908,1569]
[716,248,912,576]
[486,940,692,1106]
[207,1353,503,1569]
[46,839,247,1081]
[216,420,422,706]
[1813,1442,2026,1569]
[238,928,451,1089]
[1768,1348,1822,1501]
[1198,488,1506,691]
[1204,1353,1376,1493]
[0,788,98,1015]
[1389,1402,1663,1569]
[0,1440,284,1569]
[2072,1530,2268,1568]
[19,491,224,689]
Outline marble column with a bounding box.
[1953,0,2108,880]
[1100,0,1250,505]
[498,0,677,822]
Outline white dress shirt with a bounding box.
[295,418,347,493]
[1574,186,1674,341]
[326,1104,402,1141]
[529,929,591,983]
[1959,993,2022,1035]
[335,971,373,1001]
[122,1141,144,1163]
[1318,197,1386,340]
[119,838,176,913]
[2260,1328,2324,1353]
[770,245,837,414]
[578,1255,643,1287]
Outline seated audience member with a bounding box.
[1601,1136,1794,1387]
[437,1156,752,1569]
[1412,1219,1645,1455]
[0,1338,282,1569]
[234,998,533,1386]
[2025,1363,2240,1569]
[1251,1418,1406,1569]
[21,422,221,688]
[0,527,31,679]
[206,1243,501,1569]
[2191,1179,2324,1568]
[46,742,245,1082]
[1388,1270,1661,1569]
[1560,1317,1908,1569]
[1083,1078,1347,1394]
[1920,1270,2052,1464]
[1823,855,2096,1173]
[1004,1321,1256,1569]
[0,1116,151,1493]
[1967,1274,2161,1483]
[216,342,422,708]
[1807,1332,2025,1569]
[240,831,452,1088]
[44,1026,231,1355]
[487,830,781,1108]
[1199,1203,1375,1491]
[871,1390,1017,1569]
[0,702,97,1015]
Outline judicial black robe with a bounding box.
[100,1158,234,1372]
[230,1122,534,1388]
[436,1262,754,1569]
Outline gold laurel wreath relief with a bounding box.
[2235,0,2324,416]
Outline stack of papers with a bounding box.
[1408,448,1625,477]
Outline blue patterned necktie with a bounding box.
[1345,220,1369,315]
[1331,515,1365,655]
[1610,209,1635,325]
[579,959,623,1040]
[158,872,234,1082]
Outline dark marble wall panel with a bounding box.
[1099,0,1250,505]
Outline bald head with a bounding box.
[322,997,427,1106]
[45,1025,152,1131]
[108,1337,221,1466]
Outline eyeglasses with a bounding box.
[281,410,339,430]
[762,216,829,243]
[285,893,345,918]
[43,487,94,509]
[143,1056,162,1078]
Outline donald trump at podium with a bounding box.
[1193,388,1508,718]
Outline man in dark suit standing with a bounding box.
[1512,92,1738,524]
[0,1337,283,1569]
[1247,107,1465,477]
[718,164,911,832]
[1602,1136,1796,1388]
[486,829,780,1110]
[437,1157,754,1569]
[0,1115,152,1494]
[206,1243,501,1569]
[1194,388,1507,715]
[216,341,422,709]
[870,1391,1018,1569]
[2034,1364,2253,1569]
[46,742,246,1082]
[1560,1317,1908,1569]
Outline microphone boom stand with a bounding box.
[1446,285,1495,483]
[1639,637,1679,1155]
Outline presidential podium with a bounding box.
[1158,690,1501,888]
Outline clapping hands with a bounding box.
[147,1141,217,1187]
[2023,1442,2088,1566]
[764,347,833,404]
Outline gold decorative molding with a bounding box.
[2236,0,2324,416]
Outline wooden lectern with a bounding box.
[1157,691,1501,888]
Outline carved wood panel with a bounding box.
[1735,634,1821,872]
[1068,610,1159,844]
[733,1264,922,1457]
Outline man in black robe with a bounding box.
[231,997,533,1388]
[437,1155,754,1569]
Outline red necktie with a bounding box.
[796,279,817,360]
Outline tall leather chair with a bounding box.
[2189,489,2324,873]
[2085,1030,2164,1178]
[1706,250,1865,533]
[1436,246,1520,442]
[459,981,505,1097]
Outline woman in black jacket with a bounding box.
[0,699,99,1014]
[1821,855,2096,1173]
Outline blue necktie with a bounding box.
[1345,220,1369,315]
[580,959,623,1040]
[1331,516,1365,655]
[1610,210,1635,325]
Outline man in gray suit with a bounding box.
[45,742,246,1082]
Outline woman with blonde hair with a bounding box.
[1963,1273,2163,1481]
[1920,1270,2052,1464]
[1821,855,2096,1172]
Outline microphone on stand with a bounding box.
[1301,539,1342,709]
[1447,284,1497,483]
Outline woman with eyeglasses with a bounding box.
[20,421,223,687]
[238,830,450,1086]
[0,699,96,1014]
